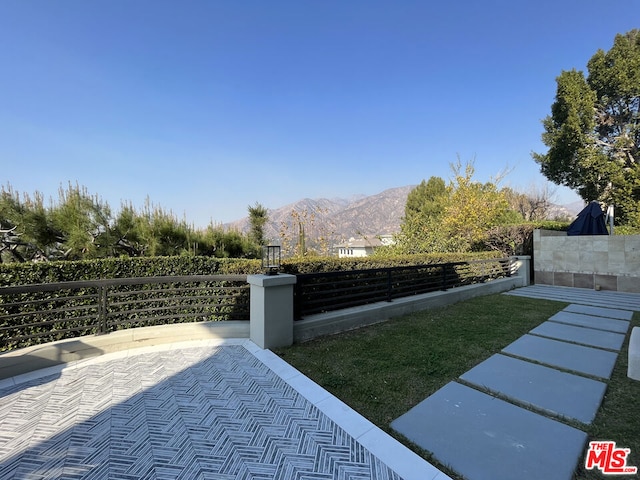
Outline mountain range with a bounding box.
[225,185,584,247]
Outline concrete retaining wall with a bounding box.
[0,321,249,381]
[294,276,524,343]
[533,229,640,293]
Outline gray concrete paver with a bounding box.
[549,311,630,333]
[531,321,626,351]
[460,353,607,424]
[564,304,634,320]
[502,334,618,379]
[391,381,588,480]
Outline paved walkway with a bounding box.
[392,285,639,480]
[504,284,640,311]
[0,339,447,480]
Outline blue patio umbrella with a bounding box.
[567,201,609,236]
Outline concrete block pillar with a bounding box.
[247,274,297,349]
[628,327,640,381]
[510,256,531,287]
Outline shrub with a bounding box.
[483,222,569,256]
[0,252,507,286]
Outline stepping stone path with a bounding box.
[391,286,639,480]
[502,334,619,379]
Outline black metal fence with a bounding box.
[0,275,249,352]
[1,259,514,352]
[293,257,512,319]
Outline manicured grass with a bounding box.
[578,310,640,480]
[274,293,640,480]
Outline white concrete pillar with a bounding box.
[628,327,640,381]
[510,256,531,287]
[247,274,297,349]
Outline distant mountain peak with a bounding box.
[225,185,415,246]
[225,185,580,248]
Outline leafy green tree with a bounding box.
[394,210,458,254]
[442,162,518,250]
[533,30,640,225]
[133,199,192,257]
[110,203,148,257]
[395,177,451,254]
[404,177,447,221]
[199,225,227,257]
[0,186,52,262]
[196,224,254,258]
[49,183,113,260]
[393,161,520,253]
[1,183,113,261]
[1,184,263,262]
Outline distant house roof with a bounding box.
[335,237,384,249]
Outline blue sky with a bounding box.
[1,1,639,227]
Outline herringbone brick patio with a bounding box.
[0,343,403,479]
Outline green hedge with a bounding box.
[0,256,262,287]
[281,251,504,274]
[0,252,505,286]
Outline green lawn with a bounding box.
[274,293,640,480]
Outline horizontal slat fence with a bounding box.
[0,275,248,352]
[294,258,512,319]
[2,259,513,351]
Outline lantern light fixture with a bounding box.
[261,245,281,275]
